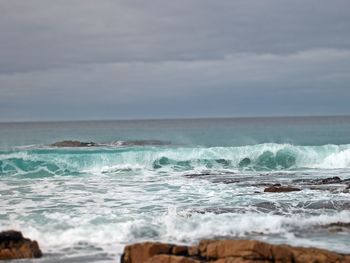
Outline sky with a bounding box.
[0,0,350,121]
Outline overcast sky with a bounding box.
[0,0,350,121]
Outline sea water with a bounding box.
[0,116,349,262]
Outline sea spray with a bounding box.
[1,144,350,177]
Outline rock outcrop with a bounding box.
[264,186,301,193]
[121,239,350,263]
[0,230,42,260]
[50,140,97,147]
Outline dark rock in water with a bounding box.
[327,222,350,228]
[319,222,350,233]
[50,140,97,147]
[291,176,350,193]
[51,139,170,148]
[0,230,42,260]
[121,239,350,263]
[292,178,315,184]
[264,186,301,193]
[321,176,342,184]
[0,231,23,242]
[252,182,281,187]
[238,157,251,167]
[313,176,341,185]
[183,172,212,178]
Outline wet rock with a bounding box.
[264,186,301,193]
[171,245,188,256]
[50,140,97,147]
[321,176,342,184]
[121,242,172,263]
[324,222,350,233]
[294,176,344,185]
[183,172,239,185]
[184,172,212,178]
[146,255,201,263]
[0,230,42,260]
[120,239,350,263]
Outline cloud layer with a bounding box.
[0,0,349,120]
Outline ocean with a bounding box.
[0,116,350,262]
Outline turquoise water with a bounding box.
[0,117,350,262]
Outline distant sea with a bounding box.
[1,116,350,262]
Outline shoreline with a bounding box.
[1,231,350,262]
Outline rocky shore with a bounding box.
[1,230,350,262]
[121,239,350,263]
[0,230,42,260]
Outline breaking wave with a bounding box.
[1,143,350,177]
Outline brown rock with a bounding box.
[264,186,301,193]
[203,240,350,263]
[172,245,189,256]
[212,259,270,263]
[203,240,277,260]
[121,242,172,263]
[121,239,350,263]
[0,230,42,260]
[146,255,201,263]
[187,245,199,257]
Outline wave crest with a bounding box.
[1,143,350,176]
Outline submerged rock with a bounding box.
[264,185,301,193]
[120,239,350,263]
[0,230,42,260]
[320,176,342,184]
[294,176,344,185]
[324,222,350,233]
[50,140,97,147]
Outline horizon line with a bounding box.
[1,114,349,124]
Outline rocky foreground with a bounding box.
[0,230,42,260]
[121,239,350,263]
[1,230,349,262]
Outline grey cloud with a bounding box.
[0,49,349,120]
[1,0,350,73]
[0,0,349,121]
